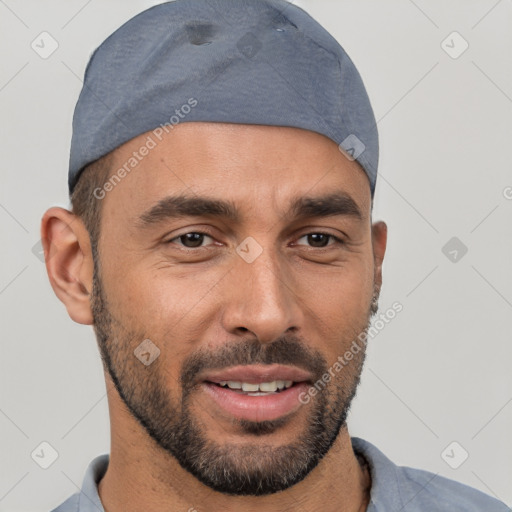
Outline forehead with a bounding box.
[101,122,371,221]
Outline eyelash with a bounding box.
[165,231,345,250]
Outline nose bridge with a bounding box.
[222,240,302,342]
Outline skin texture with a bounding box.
[42,122,387,512]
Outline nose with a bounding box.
[221,243,304,344]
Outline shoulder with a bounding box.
[398,465,509,511]
[49,454,109,512]
[49,492,79,512]
[351,437,509,511]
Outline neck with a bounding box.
[99,385,371,512]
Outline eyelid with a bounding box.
[294,232,345,247]
[165,229,346,250]
[165,230,217,247]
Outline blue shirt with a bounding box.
[51,437,510,511]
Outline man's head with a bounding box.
[44,122,386,495]
[41,0,387,499]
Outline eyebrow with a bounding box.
[136,192,363,228]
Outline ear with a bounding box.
[371,221,387,294]
[40,207,95,325]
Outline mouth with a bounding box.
[199,364,313,423]
[212,379,295,395]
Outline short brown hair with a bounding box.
[70,153,113,251]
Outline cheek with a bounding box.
[298,260,374,353]
[303,257,374,311]
[105,264,224,349]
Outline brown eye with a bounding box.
[169,232,214,248]
[296,233,342,248]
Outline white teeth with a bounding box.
[241,382,260,392]
[217,380,295,392]
[259,381,278,392]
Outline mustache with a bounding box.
[180,335,328,388]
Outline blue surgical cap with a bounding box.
[69,0,378,196]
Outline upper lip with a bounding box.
[200,364,314,385]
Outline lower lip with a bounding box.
[202,382,309,422]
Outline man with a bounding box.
[42,0,508,510]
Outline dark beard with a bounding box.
[90,249,376,496]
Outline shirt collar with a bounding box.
[351,436,403,511]
[77,454,108,511]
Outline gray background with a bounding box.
[1,0,511,510]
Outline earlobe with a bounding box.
[41,207,95,325]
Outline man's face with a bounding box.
[90,122,382,495]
